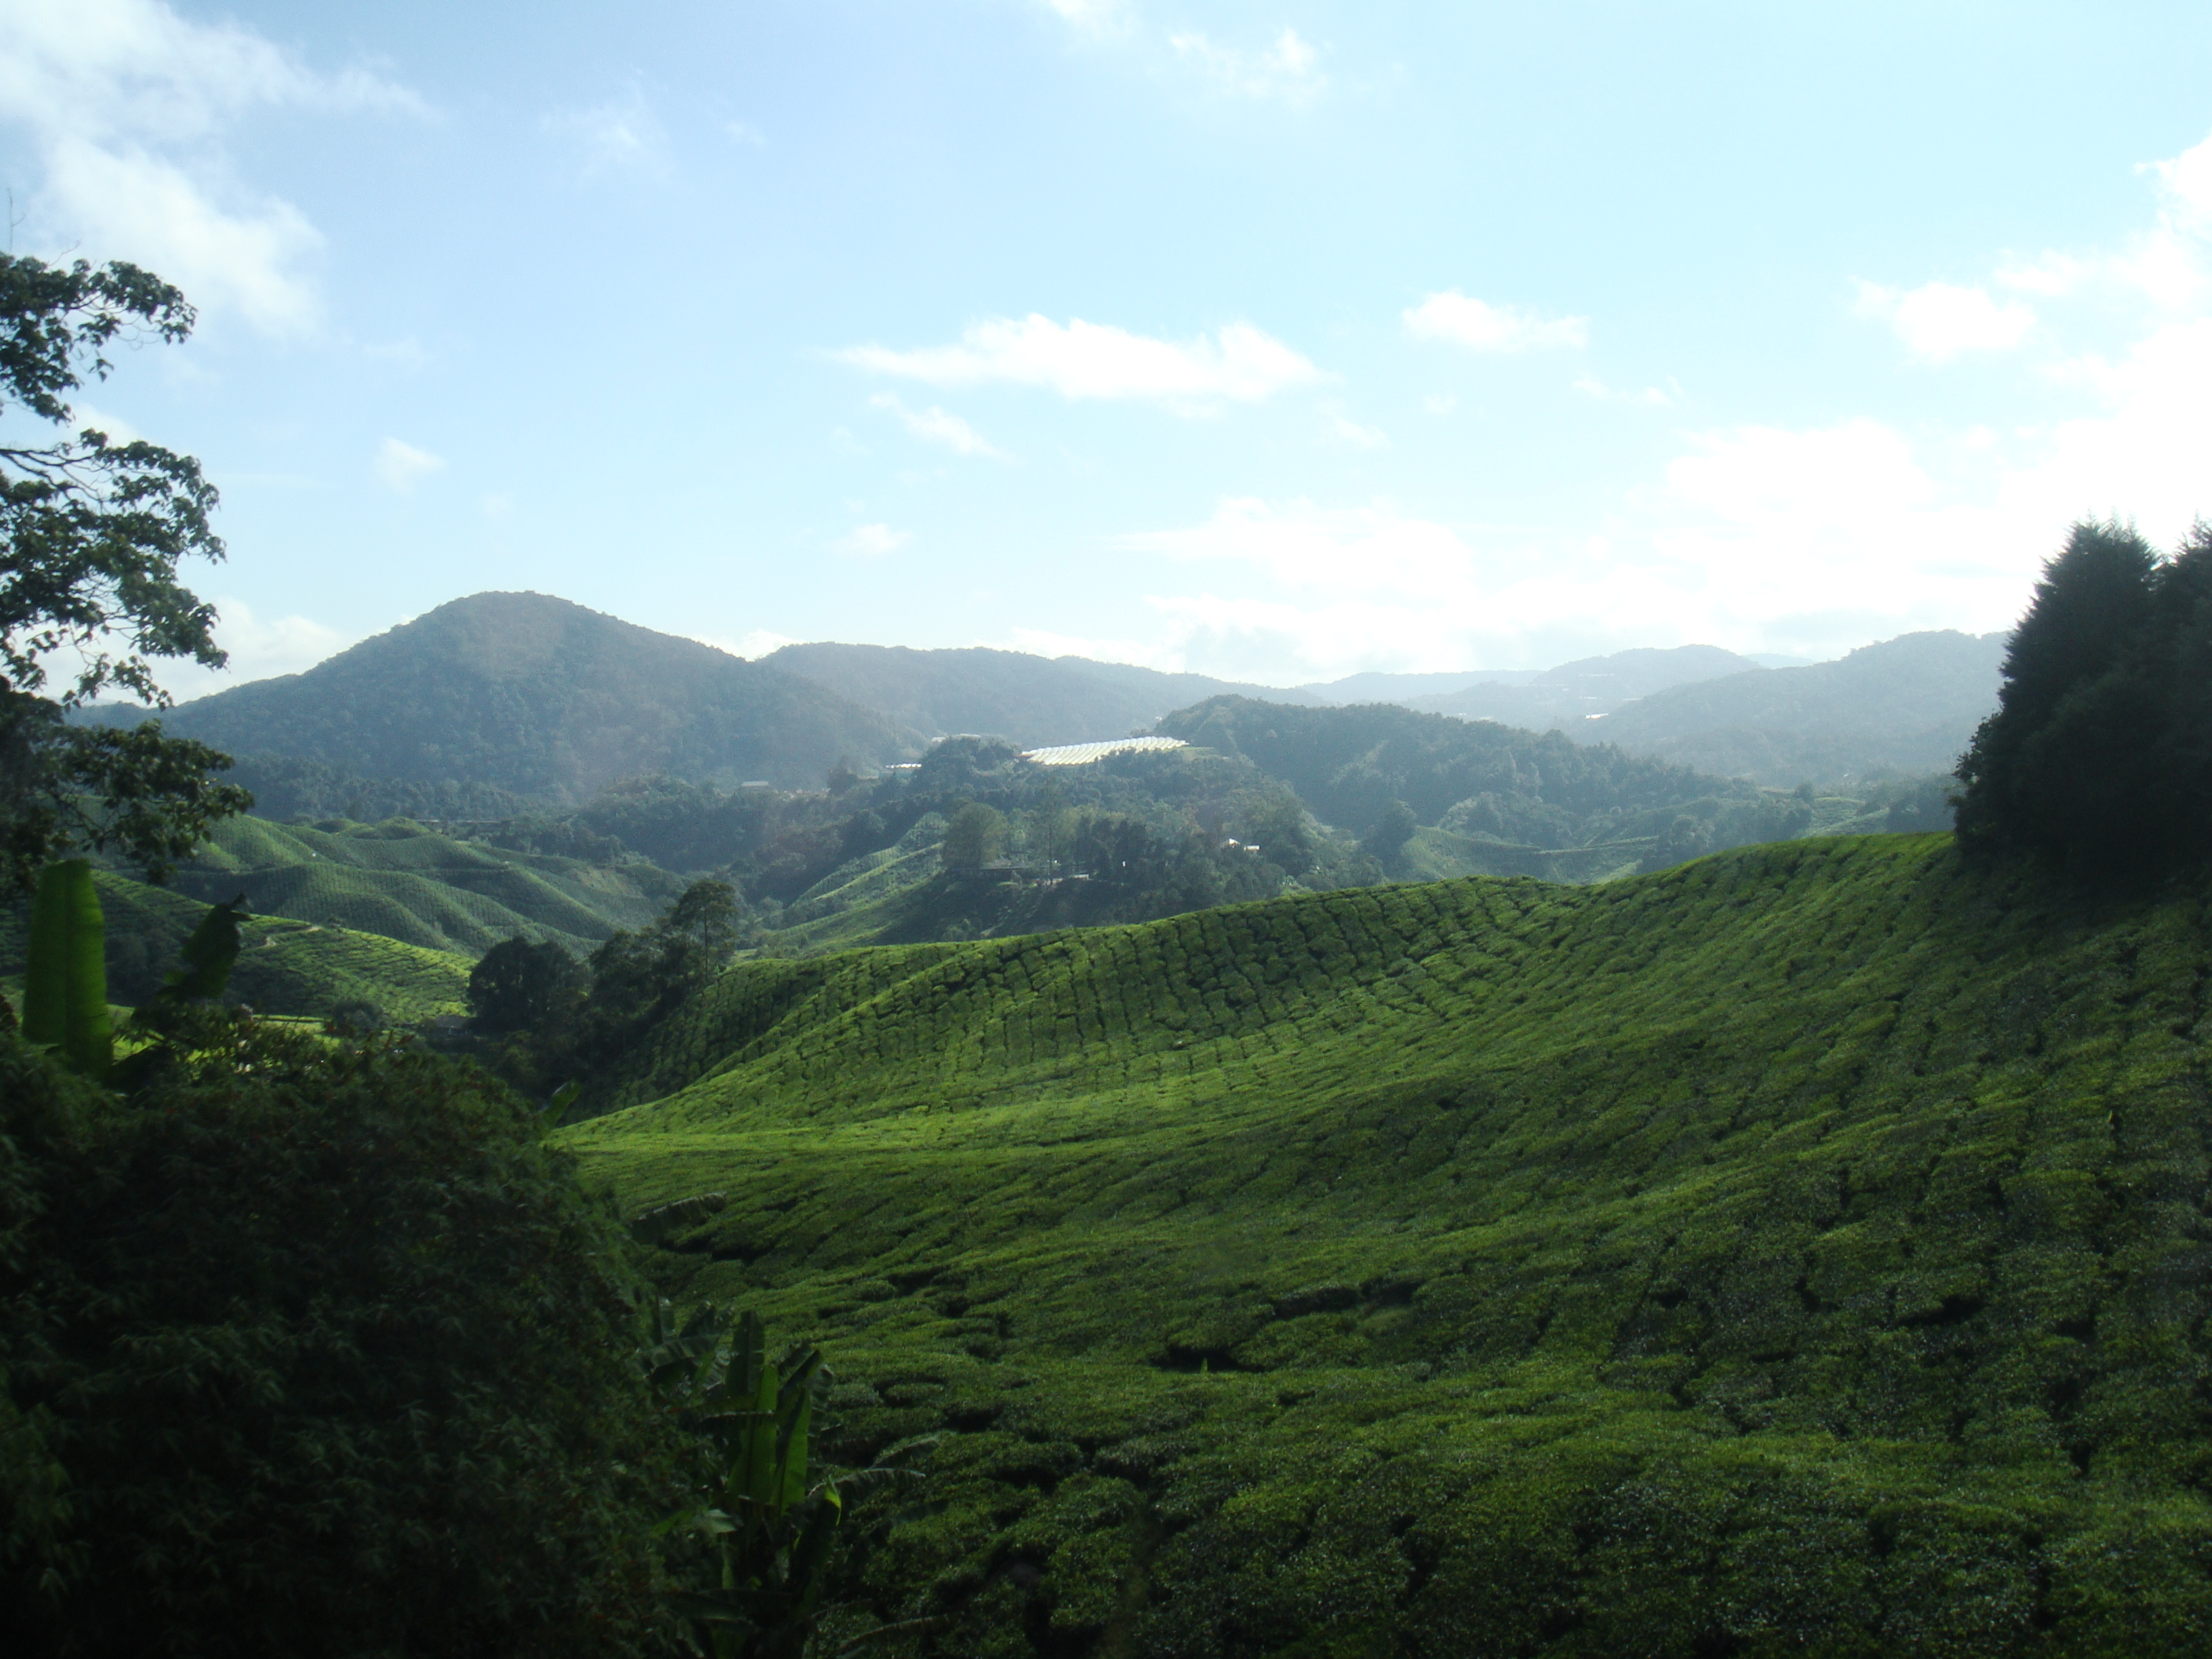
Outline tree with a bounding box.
[940,801,1005,874]
[1361,798,1419,869]
[468,936,586,1035]
[0,254,249,888]
[1953,518,2212,878]
[1,1029,689,1656]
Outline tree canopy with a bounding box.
[1954,517,2212,879]
[0,254,247,888]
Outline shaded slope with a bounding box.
[762,641,1320,748]
[157,592,916,799]
[575,836,2212,1654]
[1580,629,2009,783]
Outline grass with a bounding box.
[570,833,2212,1655]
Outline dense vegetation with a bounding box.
[574,834,2212,1654]
[1,1028,688,1655]
[143,591,916,799]
[1956,518,2212,881]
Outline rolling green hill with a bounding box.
[1,872,471,1025]
[571,834,2212,1654]
[138,591,919,799]
[163,814,687,959]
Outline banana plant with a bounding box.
[651,1307,935,1659]
[21,859,112,1078]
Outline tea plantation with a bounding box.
[571,834,2212,1656]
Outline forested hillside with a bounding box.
[1404,642,1764,725]
[135,592,917,798]
[763,641,1322,745]
[576,834,2212,1653]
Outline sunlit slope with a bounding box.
[574,836,2212,1654]
[1,874,471,1023]
[167,815,682,956]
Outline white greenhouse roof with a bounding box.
[1021,736,1189,767]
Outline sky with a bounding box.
[5,0,2212,697]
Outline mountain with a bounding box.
[1403,642,1768,725]
[760,641,1322,748]
[577,835,2211,1651]
[147,592,916,801]
[1576,628,2009,783]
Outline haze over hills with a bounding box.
[137,593,919,800]
[1572,628,2010,783]
[760,641,1324,748]
[1403,643,1770,725]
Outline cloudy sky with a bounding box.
[4,0,2211,694]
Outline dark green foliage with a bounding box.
[0,1030,688,1656]
[574,837,2212,1652]
[650,1307,932,1657]
[469,935,587,1034]
[152,591,916,800]
[20,859,108,1077]
[0,253,250,888]
[941,802,1006,873]
[1361,798,1418,868]
[1956,519,2211,878]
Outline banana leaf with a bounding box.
[22,859,110,1079]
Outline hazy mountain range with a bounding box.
[79,590,2008,799]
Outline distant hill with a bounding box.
[1576,628,2009,783]
[760,642,1322,748]
[1404,642,1767,725]
[577,834,2212,1650]
[142,593,916,801]
[1155,693,1756,839]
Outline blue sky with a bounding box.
[5,0,2212,695]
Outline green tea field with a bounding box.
[571,834,2212,1656]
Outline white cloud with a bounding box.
[1404,291,1588,352]
[1040,0,1131,36]
[867,392,1009,458]
[726,119,767,146]
[136,596,352,699]
[1168,28,1324,105]
[0,0,419,337]
[1853,280,2036,360]
[838,314,1326,409]
[545,81,670,178]
[838,523,910,556]
[1422,393,1458,416]
[373,437,445,493]
[731,628,798,659]
[1319,405,1388,449]
[1574,374,1675,407]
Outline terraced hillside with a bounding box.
[1,873,471,1024]
[573,835,2212,1654]
[165,815,685,958]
